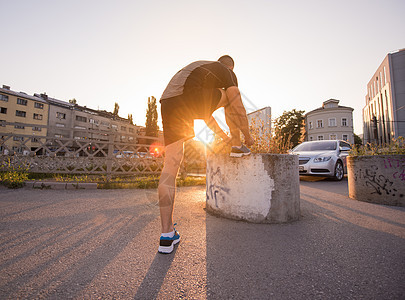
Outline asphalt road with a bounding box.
[0,178,404,299]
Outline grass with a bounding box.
[350,137,405,156]
[0,159,29,189]
[98,176,206,189]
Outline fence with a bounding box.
[0,127,164,180]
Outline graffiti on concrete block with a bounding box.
[207,166,230,207]
[383,157,405,170]
[354,166,401,197]
[383,157,405,181]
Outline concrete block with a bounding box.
[66,182,98,190]
[24,181,35,188]
[33,182,66,190]
[206,154,300,223]
[348,155,405,206]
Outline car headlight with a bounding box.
[314,156,332,162]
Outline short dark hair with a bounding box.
[218,55,234,68]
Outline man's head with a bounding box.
[218,55,234,70]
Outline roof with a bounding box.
[247,106,271,116]
[305,105,354,116]
[0,87,48,104]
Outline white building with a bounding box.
[362,49,405,145]
[247,106,271,137]
[305,99,354,144]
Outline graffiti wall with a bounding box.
[348,155,405,207]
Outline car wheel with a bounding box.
[333,161,344,181]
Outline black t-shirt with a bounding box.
[160,60,238,119]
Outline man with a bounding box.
[158,55,254,254]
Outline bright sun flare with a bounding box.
[193,120,215,145]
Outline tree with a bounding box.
[354,133,362,146]
[145,96,159,137]
[69,98,77,104]
[128,114,134,125]
[274,109,305,148]
[113,102,119,116]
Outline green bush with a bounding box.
[0,160,29,189]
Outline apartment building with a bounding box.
[0,85,48,154]
[305,99,354,144]
[362,49,405,144]
[31,93,141,151]
[1,85,144,155]
[34,93,139,143]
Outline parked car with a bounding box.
[290,140,351,181]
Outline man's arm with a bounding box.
[204,115,231,143]
[225,86,254,146]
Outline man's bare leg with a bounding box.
[225,104,242,147]
[158,138,184,233]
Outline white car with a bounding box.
[291,140,351,181]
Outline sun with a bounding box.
[193,120,215,145]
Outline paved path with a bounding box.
[0,179,404,299]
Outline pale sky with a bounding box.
[1,0,404,135]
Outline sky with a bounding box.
[1,0,404,136]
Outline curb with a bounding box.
[25,181,98,190]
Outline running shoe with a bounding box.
[158,224,180,254]
[230,144,251,158]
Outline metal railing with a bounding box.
[0,127,164,179]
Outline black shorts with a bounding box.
[161,89,222,146]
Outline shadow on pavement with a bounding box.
[205,182,405,299]
[134,249,177,299]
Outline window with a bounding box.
[33,113,43,120]
[55,134,63,138]
[89,118,98,124]
[74,125,86,130]
[0,94,8,102]
[34,102,44,109]
[14,124,25,129]
[384,66,387,85]
[32,127,42,131]
[309,122,313,130]
[121,126,127,131]
[101,121,110,127]
[129,128,134,133]
[328,118,336,127]
[56,123,65,128]
[317,135,324,141]
[341,118,347,127]
[0,120,5,127]
[12,146,23,153]
[56,112,66,120]
[76,115,87,122]
[16,110,26,117]
[0,107,7,114]
[17,98,28,106]
[13,136,24,141]
[111,124,118,130]
[316,120,323,128]
[342,134,348,141]
[329,134,337,140]
[31,138,39,143]
[309,136,313,141]
[340,141,351,149]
